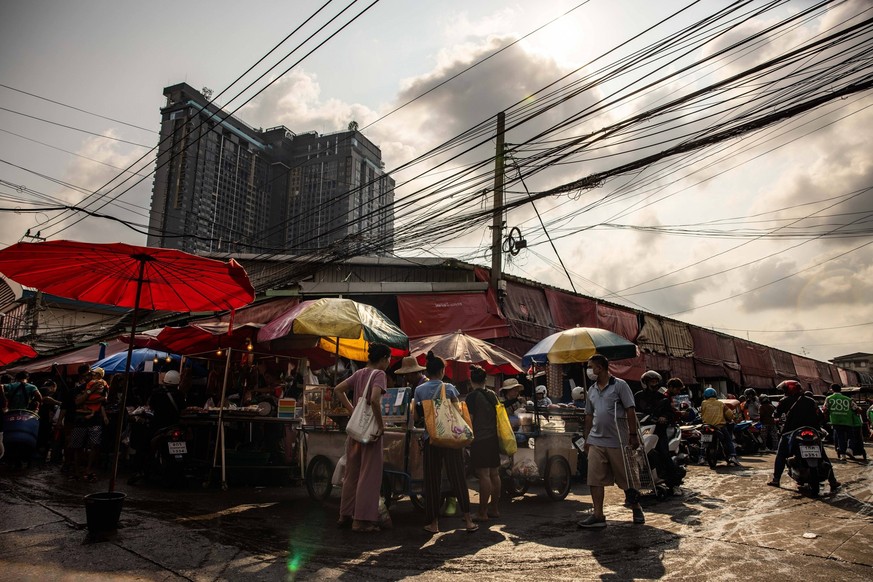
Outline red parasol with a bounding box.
[0,337,37,367]
[0,240,255,492]
[408,330,524,381]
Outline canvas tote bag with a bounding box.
[423,383,474,448]
[346,370,380,443]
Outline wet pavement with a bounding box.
[2,453,872,581]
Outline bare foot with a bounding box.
[423,524,439,534]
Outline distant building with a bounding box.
[829,352,873,374]
[146,83,394,255]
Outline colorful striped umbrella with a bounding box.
[522,327,638,367]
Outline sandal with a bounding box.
[423,525,439,534]
[465,524,480,533]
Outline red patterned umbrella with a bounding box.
[157,322,261,354]
[0,337,37,367]
[408,330,523,381]
[0,240,255,492]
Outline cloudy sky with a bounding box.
[1,0,871,363]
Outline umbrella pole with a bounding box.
[210,347,233,490]
[108,259,147,493]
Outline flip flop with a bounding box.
[423,525,439,534]
[465,524,480,533]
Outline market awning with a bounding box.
[772,349,797,379]
[596,304,639,342]
[663,320,693,357]
[637,315,666,354]
[734,338,775,381]
[502,282,557,342]
[544,288,597,329]
[669,356,696,384]
[7,339,130,373]
[397,292,509,340]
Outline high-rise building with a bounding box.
[147,83,394,256]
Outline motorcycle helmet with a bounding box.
[776,379,802,397]
[91,367,105,378]
[743,388,757,398]
[163,370,181,386]
[535,385,547,396]
[703,387,717,399]
[640,370,662,385]
[571,386,585,401]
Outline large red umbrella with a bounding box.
[408,330,524,381]
[0,337,37,367]
[0,240,255,492]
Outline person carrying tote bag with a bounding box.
[334,343,391,533]
[413,352,479,535]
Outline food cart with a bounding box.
[505,404,584,500]
[302,385,419,503]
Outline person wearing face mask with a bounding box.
[578,354,644,528]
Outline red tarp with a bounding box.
[596,304,639,342]
[690,327,719,360]
[502,282,556,342]
[724,361,742,385]
[397,293,509,340]
[216,297,299,325]
[717,335,739,363]
[694,358,725,379]
[742,373,774,390]
[734,339,775,379]
[670,357,697,384]
[644,353,670,373]
[791,355,819,379]
[838,368,849,385]
[544,288,597,330]
[815,361,833,385]
[610,353,647,384]
[8,339,129,373]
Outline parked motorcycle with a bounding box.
[638,415,686,493]
[680,424,702,464]
[127,407,192,486]
[733,420,761,455]
[786,426,832,497]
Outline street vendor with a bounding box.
[498,378,524,426]
[394,356,427,388]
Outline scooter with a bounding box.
[638,415,686,493]
[733,420,760,455]
[701,424,729,469]
[127,407,191,486]
[786,426,832,497]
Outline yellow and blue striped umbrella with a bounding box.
[522,327,637,367]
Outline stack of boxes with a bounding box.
[278,398,299,419]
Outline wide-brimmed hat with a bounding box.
[499,378,521,392]
[395,356,425,374]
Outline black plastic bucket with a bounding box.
[84,491,126,534]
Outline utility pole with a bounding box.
[490,111,505,294]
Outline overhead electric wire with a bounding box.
[0,106,152,148]
[0,83,158,134]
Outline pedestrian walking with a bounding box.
[824,384,857,461]
[414,352,478,534]
[334,343,391,533]
[578,354,645,528]
[465,365,501,522]
[758,395,777,451]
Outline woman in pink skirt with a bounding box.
[334,343,391,532]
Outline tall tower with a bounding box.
[147,83,394,256]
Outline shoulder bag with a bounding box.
[346,370,380,444]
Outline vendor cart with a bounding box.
[503,404,584,501]
[302,385,420,503]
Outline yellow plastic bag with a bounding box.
[423,383,474,448]
[495,402,517,455]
